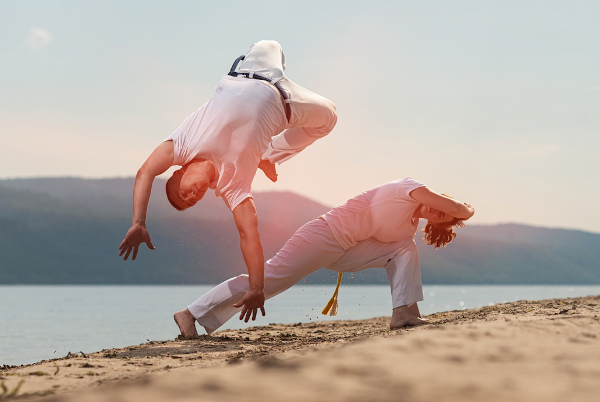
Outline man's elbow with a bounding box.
[238,228,261,242]
[452,205,474,220]
[136,167,156,181]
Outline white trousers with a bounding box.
[188,218,423,334]
[237,40,337,164]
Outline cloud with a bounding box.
[25,28,52,49]
[506,143,559,159]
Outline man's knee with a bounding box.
[309,98,337,137]
[257,40,281,49]
[325,99,337,128]
[251,40,283,58]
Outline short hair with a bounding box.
[165,174,185,211]
[422,217,465,250]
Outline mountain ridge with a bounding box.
[1,177,598,285]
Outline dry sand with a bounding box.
[1,295,599,402]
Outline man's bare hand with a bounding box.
[233,289,266,322]
[118,224,155,260]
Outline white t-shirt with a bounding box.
[322,178,426,250]
[165,75,287,210]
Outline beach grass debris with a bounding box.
[28,371,49,376]
[0,379,24,398]
[53,362,59,376]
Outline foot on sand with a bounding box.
[390,305,430,329]
[174,309,199,339]
[258,159,278,182]
[390,316,429,329]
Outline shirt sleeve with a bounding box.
[164,132,185,166]
[222,188,253,211]
[215,166,255,211]
[163,109,199,166]
[397,177,426,200]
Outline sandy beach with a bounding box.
[1,295,599,402]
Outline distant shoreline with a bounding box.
[2,295,600,401]
[2,177,599,286]
[2,283,600,286]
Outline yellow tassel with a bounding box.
[321,272,343,316]
[321,298,335,315]
[329,299,338,316]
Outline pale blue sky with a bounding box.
[1,1,599,232]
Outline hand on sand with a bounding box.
[119,224,155,260]
[233,289,266,322]
[258,159,278,182]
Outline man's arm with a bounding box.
[119,141,174,260]
[409,186,475,220]
[231,197,266,322]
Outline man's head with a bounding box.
[165,161,213,211]
[418,205,457,225]
[420,193,466,249]
[421,218,465,249]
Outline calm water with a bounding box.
[1,285,599,366]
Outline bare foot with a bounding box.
[390,305,430,329]
[390,316,429,329]
[174,309,199,338]
[258,159,278,182]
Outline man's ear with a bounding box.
[173,168,184,177]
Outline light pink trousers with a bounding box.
[237,40,337,164]
[188,218,424,334]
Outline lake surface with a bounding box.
[1,285,599,366]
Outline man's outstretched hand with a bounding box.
[119,224,155,260]
[233,289,266,322]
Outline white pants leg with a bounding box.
[235,40,337,165]
[188,219,422,334]
[385,242,423,308]
[327,238,423,308]
[237,40,286,83]
[262,78,337,164]
[189,219,344,334]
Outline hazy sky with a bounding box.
[1,1,599,233]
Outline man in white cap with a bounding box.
[119,40,337,320]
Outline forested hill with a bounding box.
[1,178,598,285]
